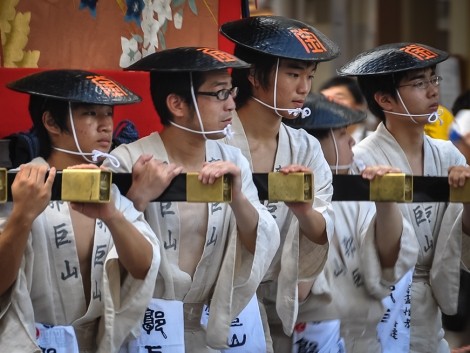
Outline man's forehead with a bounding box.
[201,69,232,83]
[280,59,317,70]
[403,67,435,79]
[322,86,351,94]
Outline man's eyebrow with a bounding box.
[283,61,313,70]
[208,80,231,88]
[408,73,426,80]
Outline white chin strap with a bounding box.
[382,89,443,125]
[52,103,120,168]
[328,129,351,174]
[169,121,235,139]
[252,97,311,119]
[168,73,234,140]
[327,129,366,174]
[328,163,353,172]
[251,58,312,119]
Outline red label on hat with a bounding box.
[197,47,237,62]
[400,44,438,61]
[86,75,129,98]
[290,28,327,54]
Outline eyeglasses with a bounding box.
[197,86,238,101]
[399,76,443,90]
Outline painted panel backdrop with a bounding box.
[0,0,221,69]
[0,0,243,139]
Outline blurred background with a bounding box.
[249,0,470,110]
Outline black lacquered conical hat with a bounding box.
[338,42,448,76]
[125,47,250,72]
[220,16,340,62]
[7,69,141,105]
[284,93,367,130]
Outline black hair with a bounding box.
[28,96,109,159]
[452,89,470,116]
[149,71,205,126]
[306,128,330,140]
[232,45,278,108]
[357,66,437,123]
[357,71,411,122]
[319,76,365,106]
[29,95,70,159]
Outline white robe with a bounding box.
[269,198,418,353]
[106,132,280,351]
[0,158,160,353]
[352,123,468,353]
[317,202,417,352]
[225,114,334,338]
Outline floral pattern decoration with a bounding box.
[119,0,198,68]
[0,0,39,67]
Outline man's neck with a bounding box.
[47,150,91,170]
[385,117,425,152]
[385,117,425,174]
[237,99,282,141]
[160,126,207,172]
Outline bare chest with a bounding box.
[249,139,278,173]
[69,208,95,303]
[178,203,208,277]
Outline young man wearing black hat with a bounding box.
[0,70,160,353]
[284,93,418,352]
[105,47,279,352]
[339,43,470,352]
[219,16,338,351]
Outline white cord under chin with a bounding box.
[382,109,443,124]
[91,150,120,167]
[251,58,311,119]
[184,73,235,140]
[383,90,443,124]
[330,129,339,174]
[327,132,366,174]
[328,164,353,173]
[54,103,120,167]
[328,160,366,174]
[251,97,311,118]
[52,147,120,167]
[169,121,235,139]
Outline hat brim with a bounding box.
[284,93,367,130]
[7,70,141,105]
[338,42,448,76]
[125,47,250,72]
[220,16,340,62]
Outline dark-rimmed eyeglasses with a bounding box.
[197,87,238,101]
[399,76,443,90]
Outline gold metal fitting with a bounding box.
[370,173,413,202]
[61,169,112,202]
[186,172,232,202]
[450,179,470,203]
[268,172,313,202]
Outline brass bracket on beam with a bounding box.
[370,173,413,202]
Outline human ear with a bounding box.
[166,93,187,120]
[42,111,61,136]
[247,68,259,88]
[374,92,394,111]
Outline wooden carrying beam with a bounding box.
[2,169,470,203]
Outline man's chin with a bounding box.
[206,132,226,140]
